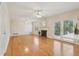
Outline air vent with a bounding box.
[13,33,19,35]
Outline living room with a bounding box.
[0,2,79,56]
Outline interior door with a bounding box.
[0,4,2,55]
[0,4,5,56]
[0,3,10,56]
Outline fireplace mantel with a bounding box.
[40,27,48,30]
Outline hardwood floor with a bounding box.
[5,35,79,56]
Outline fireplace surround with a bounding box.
[39,30,47,37]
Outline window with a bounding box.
[54,21,61,36]
[63,20,73,35]
[54,17,74,39]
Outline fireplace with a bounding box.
[40,30,47,37]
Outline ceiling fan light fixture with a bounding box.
[36,14,42,18]
[34,10,42,18]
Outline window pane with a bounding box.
[63,20,73,35]
[55,21,61,36]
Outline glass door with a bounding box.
[62,20,74,39]
[54,21,61,36]
[54,17,75,41]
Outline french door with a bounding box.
[54,17,76,40]
[54,21,61,36]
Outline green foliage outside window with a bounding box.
[63,20,73,35]
[55,21,61,36]
[55,20,73,36]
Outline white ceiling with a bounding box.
[7,2,79,21]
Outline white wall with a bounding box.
[11,19,32,36]
[0,3,10,56]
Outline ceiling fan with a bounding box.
[34,10,44,18]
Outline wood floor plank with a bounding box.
[5,35,79,56]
